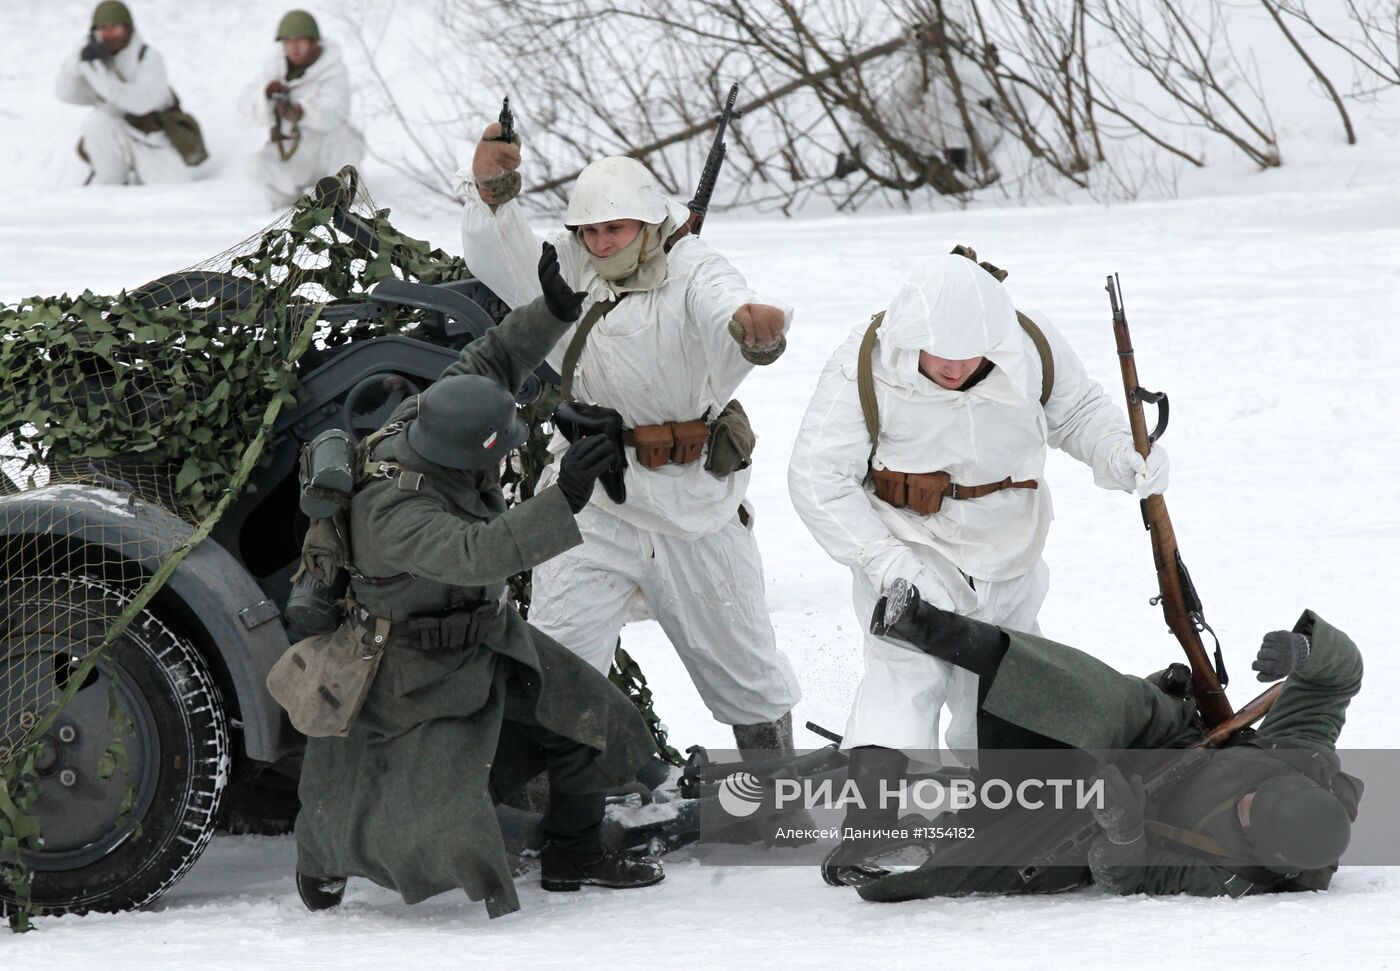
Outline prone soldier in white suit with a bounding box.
[241,10,365,207]
[54,1,193,186]
[458,126,802,753]
[789,250,1169,848]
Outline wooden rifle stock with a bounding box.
[1108,275,1234,727]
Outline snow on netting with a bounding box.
[0,166,473,927]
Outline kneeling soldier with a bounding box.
[242,10,365,207]
[290,244,664,917]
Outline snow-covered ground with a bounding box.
[4,0,1400,967]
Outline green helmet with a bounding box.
[406,375,527,471]
[1247,774,1352,872]
[275,9,320,41]
[91,0,133,29]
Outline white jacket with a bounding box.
[241,40,357,139]
[789,256,1137,601]
[54,31,176,119]
[458,182,792,540]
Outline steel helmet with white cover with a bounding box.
[564,157,671,229]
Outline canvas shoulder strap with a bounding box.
[856,311,885,463]
[560,296,620,401]
[1016,311,1054,406]
[856,307,1052,456]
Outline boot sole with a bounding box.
[541,871,666,893]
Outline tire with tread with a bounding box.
[0,575,229,916]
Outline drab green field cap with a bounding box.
[92,0,134,29]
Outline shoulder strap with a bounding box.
[857,311,885,463]
[1015,311,1054,406]
[560,297,620,401]
[139,44,148,62]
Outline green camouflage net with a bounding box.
[0,167,675,930]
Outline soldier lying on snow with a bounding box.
[829,580,1362,900]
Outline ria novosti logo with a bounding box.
[717,772,765,818]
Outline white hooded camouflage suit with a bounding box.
[241,40,364,206]
[456,163,801,728]
[54,30,190,185]
[789,254,1165,754]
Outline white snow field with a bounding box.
[3,0,1400,967]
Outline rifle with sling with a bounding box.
[1014,280,1292,882]
[665,82,741,252]
[1110,274,1240,728]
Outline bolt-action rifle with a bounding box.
[1110,275,1243,728]
[665,83,741,252]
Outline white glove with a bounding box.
[857,545,927,598]
[1120,444,1169,497]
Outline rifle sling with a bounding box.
[559,296,622,402]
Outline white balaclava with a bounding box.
[565,156,686,294]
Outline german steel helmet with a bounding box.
[406,375,528,470]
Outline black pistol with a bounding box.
[491,96,514,143]
[553,401,627,504]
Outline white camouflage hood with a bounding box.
[877,254,1030,400]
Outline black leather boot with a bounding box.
[296,871,346,911]
[871,578,1008,677]
[821,746,910,887]
[540,847,666,892]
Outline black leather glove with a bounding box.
[538,242,585,322]
[1253,630,1311,682]
[556,435,614,513]
[80,36,109,63]
[1089,765,1146,844]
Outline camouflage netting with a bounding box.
[0,167,675,931]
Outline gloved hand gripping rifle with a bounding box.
[665,83,741,252]
[270,89,301,161]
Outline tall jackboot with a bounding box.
[872,578,1008,678]
[539,789,664,892]
[822,745,911,887]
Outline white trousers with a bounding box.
[529,504,801,726]
[249,127,365,206]
[843,557,1049,755]
[80,111,191,185]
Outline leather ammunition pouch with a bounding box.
[870,466,1038,516]
[400,601,501,653]
[624,419,711,469]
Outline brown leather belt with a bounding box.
[623,419,710,469]
[870,466,1038,516]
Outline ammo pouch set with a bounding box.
[869,468,1038,517]
[623,399,756,475]
[557,295,756,478]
